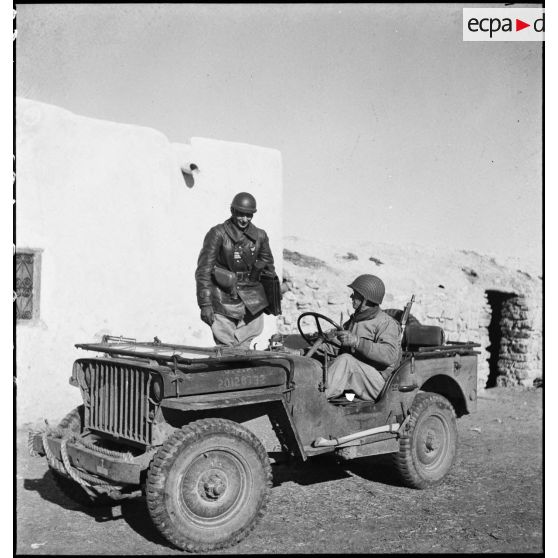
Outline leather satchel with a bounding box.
[260,271,282,316]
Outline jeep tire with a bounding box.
[49,406,111,507]
[146,418,272,553]
[393,392,457,489]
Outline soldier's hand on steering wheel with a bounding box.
[337,330,359,349]
[324,329,341,343]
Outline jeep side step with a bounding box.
[312,423,400,448]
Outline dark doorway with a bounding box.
[485,290,516,388]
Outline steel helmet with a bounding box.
[231,192,257,214]
[348,274,385,305]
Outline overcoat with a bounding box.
[195,218,275,319]
[344,309,402,379]
[327,307,402,380]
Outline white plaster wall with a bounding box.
[16,98,283,424]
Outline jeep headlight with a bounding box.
[151,376,164,402]
[71,361,90,388]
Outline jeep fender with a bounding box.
[161,389,308,460]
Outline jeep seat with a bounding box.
[403,324,445,350]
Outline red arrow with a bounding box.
[516,19,530,32]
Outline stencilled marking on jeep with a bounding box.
[218,373,268,390]
[176,366,286,396]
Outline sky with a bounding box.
[15,3,543,269]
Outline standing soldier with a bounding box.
[195,192,277,348]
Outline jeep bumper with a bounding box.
[29,432,146,485]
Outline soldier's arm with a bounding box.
[354,320,401,367]
[322,330,342,357]
[195,227,222,308]
[257,231,276,274]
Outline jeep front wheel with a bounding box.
[146,418,272,552]
[393,392,457,489]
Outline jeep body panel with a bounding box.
[71,354,291,447]
[160,387,285,410]
[413,353,478,413]
[273,348,477,450]
[53,336,478,483]
[73,357,287,399]
[71,337,477,454]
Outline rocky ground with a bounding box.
[16,386,542,555]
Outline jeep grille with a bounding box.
[78,361,157,445]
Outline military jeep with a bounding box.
[29,305,479,552]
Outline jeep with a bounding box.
[29,303,479,552]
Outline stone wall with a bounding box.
[496,295,542,386]
[276,238,542,390]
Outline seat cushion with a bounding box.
[404,324,445,348]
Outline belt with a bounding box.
[236,271,251,281]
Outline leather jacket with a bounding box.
[195,218,275,319]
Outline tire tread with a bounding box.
[146,418,272,553]
[393,392,457,489]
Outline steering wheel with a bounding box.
[297,312,343,358]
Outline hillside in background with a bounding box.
[278,236,542,390]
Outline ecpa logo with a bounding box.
[463,8,544,42]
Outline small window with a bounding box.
[15,250,42,322]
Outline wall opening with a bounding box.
[181,163,199,189]
[485,290,518,388]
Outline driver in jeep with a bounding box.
[325,274,401,401]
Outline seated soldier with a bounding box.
[325,274,401,401]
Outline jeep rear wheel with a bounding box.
[146,418,272,552]
[49,406,111,507]
[393,392,457,489]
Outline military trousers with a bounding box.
[325,353,386,401]
[211,312,264,349]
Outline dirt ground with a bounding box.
[16,386,543,555]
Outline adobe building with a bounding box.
[278,237,542,390]
[15,98,283,424]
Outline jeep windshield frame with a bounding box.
[75,337,298,389]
